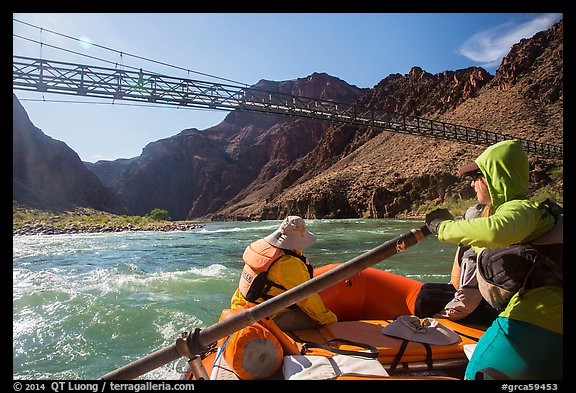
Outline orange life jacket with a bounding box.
[239,239,313,303]
[450,245,464,289]
[239,239,286,302]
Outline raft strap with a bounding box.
[452,330,480,342]
[300,338,379,359]
[388,339,433,373]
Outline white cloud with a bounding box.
[459,13,563,69]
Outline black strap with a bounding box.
[452,330,480,342]
[301,338,379,359]
[422,342,433,370]
[260,280,286,300]
[389,339,409,373]
[388,339,433,373]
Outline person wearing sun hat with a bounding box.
[263,215,317,249]
[230,216,337,331]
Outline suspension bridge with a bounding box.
[13,55,563,158]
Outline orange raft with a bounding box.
[185,263,486,380]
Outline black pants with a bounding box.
[413,283,499,327]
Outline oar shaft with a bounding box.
[101,345,181,380]
[201,226,428,342]
[101,225,429,380]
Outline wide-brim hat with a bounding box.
[381,316,461,346]
[264,216,316,250]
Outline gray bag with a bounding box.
[476,243,562,310]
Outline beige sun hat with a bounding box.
[381,315,461,346]
[263,216,316,250]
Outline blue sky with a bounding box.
[13,13,563,163]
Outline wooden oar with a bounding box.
[100,225,431,380]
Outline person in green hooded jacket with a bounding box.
[424,139,562,380]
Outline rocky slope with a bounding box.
[215,20,563,220]
[86,74,366,219]
[13,94,124,213]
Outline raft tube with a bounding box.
[315,263,424,321]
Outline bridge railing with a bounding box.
[13,55,563,158]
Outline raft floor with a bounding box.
[204,318,485,380]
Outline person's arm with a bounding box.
[268,256,337,325]
[434,287,483,320]
[438,201,543,248]
[435,248,482,321]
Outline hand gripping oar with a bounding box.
[100,225,431,380]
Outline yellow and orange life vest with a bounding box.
[239,239,312,303]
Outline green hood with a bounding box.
[475,140,529,209]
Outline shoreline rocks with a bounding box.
[13,221,205,236]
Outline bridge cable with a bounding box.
[14,34,144,73]
[13,18,248,87]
